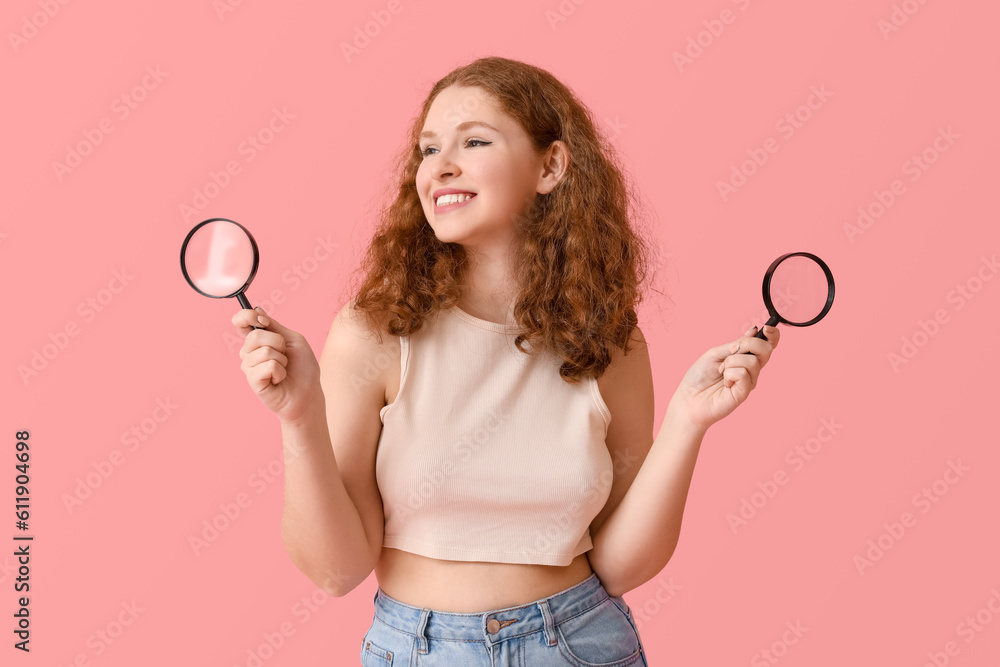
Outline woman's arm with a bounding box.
[589,325,779,596]
[589,401,707,597]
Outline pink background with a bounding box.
[4,0,999,664]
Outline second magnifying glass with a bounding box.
[180,217,263,330]
[751,251,835,343]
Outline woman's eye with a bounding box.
[419,138,491,158]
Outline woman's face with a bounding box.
[416,85,547,251]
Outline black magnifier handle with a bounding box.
[741,319,775,353]
[235,292,262,331]
[752,315,778,342]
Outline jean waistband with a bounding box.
[372,572,613,644]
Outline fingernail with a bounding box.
[257,315,269,326]
[729,342,739,353]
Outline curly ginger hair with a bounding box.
[348,56,661,384]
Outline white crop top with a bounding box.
[375,305,614,566]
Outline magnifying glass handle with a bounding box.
[752,315,780,342]
[235,292,262,331]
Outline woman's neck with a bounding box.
[459,246,518,324]
[457,289,516,325]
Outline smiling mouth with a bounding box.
[434,193,477,212]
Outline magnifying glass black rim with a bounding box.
[762,251,835,327]
[180,217,259,299]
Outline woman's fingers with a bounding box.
[704,325,780,391]
[241,344,289,372]
[232,308,269,335]
[239,328,288,360]
[759,324,780,349]
[732,326,777,364]
[720,353,760,388]
[717,324,777,388]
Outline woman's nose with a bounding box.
[431,146,460,179]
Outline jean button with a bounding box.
[486,618,501,634]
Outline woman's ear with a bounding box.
[536,140,570,195]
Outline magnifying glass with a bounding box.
[751,251,835,343]
[180,217,262,330]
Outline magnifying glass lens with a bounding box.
[183,220,255,297]
[769,255,831,325]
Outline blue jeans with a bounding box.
[360,572,648,666]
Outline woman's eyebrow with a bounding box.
[420,120,500,139]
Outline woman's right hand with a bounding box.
[231,307,323,425]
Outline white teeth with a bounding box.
[436,193,474,206]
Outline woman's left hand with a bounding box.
[669,325,780,431]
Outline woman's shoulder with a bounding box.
[596,324,650,400]
[322,298,401,401]
[324,299,402,374]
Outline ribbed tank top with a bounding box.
[375,305,614,566]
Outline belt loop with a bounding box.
[415,609,430,654]
[537,599,558,646]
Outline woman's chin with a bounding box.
[427,222,469,246]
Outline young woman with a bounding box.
[232,56,779,666]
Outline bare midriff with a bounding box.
[374,329,596,613]
[374,548,594,612]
